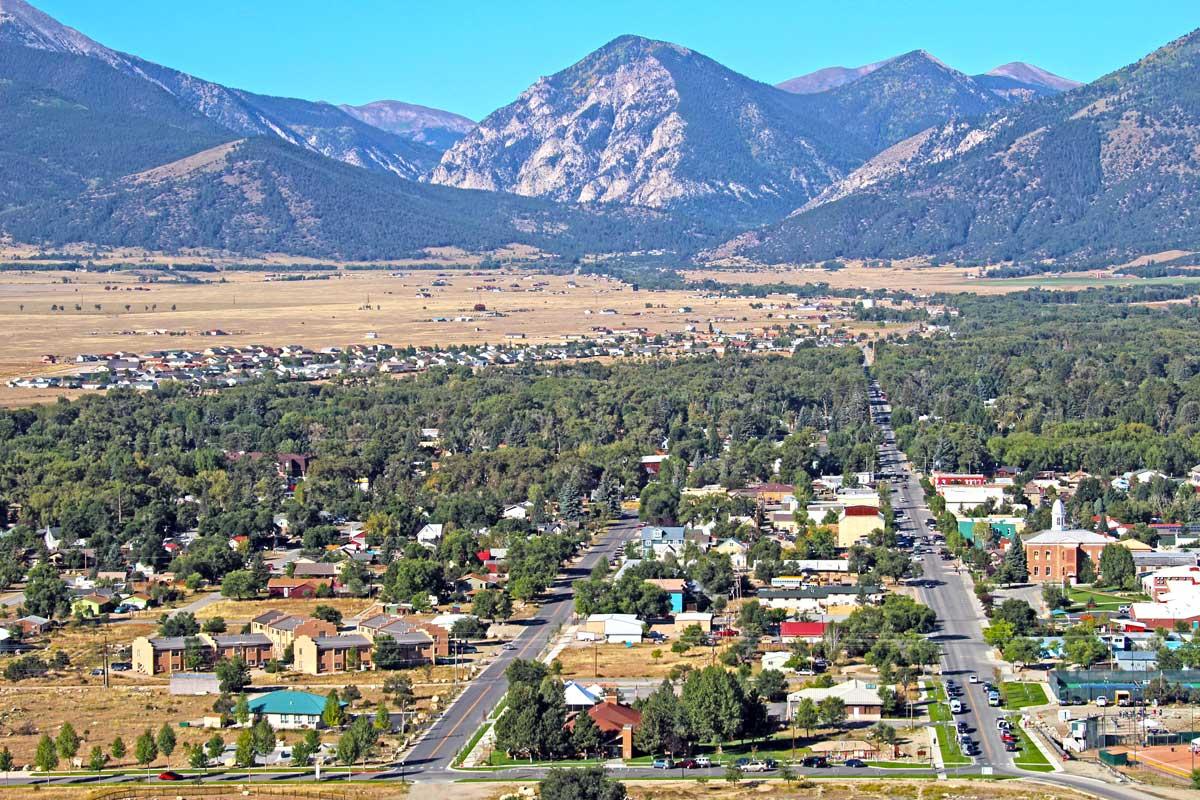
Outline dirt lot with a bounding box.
[554,640,727,680]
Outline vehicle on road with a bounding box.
[997,719,1012,731]
[801,755,829,768]
[957,721,970,733]
[676,759,698,769]
[1096,695,1109,707]
[843,758,867,768]
[988,691,1001,706]
[968,674,978,684]
[744,759,776,772]
[950,699,963,714]
[158,771,183,781]
[651,758,674,769]
[694,756,713,768]
[501,643,518,651]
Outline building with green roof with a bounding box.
[246,690,343,730]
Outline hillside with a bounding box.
[803,50,1009,153]
[428,35,869,224]
[0,0,439,178]
[728,29,1200,266]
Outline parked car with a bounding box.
[694,756,713,769]
[968,674,979,684]
[744,760,775,773]
[801,755,829,768]
[956,721,970,733]
[1095,695,1109,707]
[676,759,698,769]
[996,719,1012,731]
[651,758,674,769]
[1004,742,1019,752]
[949,699,963,714]
[843,758,867,768]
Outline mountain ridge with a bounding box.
[339,100,475,152]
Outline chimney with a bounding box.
[604,688,619,705]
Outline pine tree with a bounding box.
[571,709,603,758]
[997,541,1028,585]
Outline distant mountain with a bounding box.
[775,61,887,94]
[779,52,1079,108]
[803,50,1009,153]
[428,35,869,224]
[984,62,1081,92]
[339,100,475,152]
[726,29,1200,266]
[0,0,439,178]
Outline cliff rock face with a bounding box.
[429,35,866,223]
[339,100,475,152]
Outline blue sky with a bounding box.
[37,0,1200,121]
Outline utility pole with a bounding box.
[102,633,109,689]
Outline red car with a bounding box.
[158,771,184,781]
[676,759,699,769]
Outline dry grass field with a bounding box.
[553,640,727,680]
[0,268,844,400]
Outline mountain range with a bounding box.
[727,27,1200,267]
[3,0,1198,269]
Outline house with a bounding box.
[1023,500,1116,583]
[640,526,685,558]
[14,615,52,636]
[122,593,152,611]
[761,651,794,672]
[291,562,341,580]
[73,593,114,618]
[640,454,668,475]
[835,506,884,548]
[779,621,827,643]
[247,690,343,730]
[579,614,644,644]
[266,577,329,599]
[712,539,749,570]
[787,679,885,721]
[459,573,502,594]
[201,633,273,667]
[673,611,713,634]
[938,484,1009,515]
[250,611,338,658]
[132,636,206,675]
[416,523,444,549]
[565,692,641,759]
[644,578,685,613]
[293,634,375,674]
[502,503,530,520]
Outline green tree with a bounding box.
[983,620,1015,648]
[220,570,258,600]
[1003,637,1042,670]
[134,729,158,772]
[679,666,749,750]
[634,680,689,757]
[234,730,255,768]
[322,690,346,729]
[817,696,847,730]
[55,722,80,761]
[35,734,58,772]
[0,746,13,774]
[205,734,224,762]
[188,743,208,770]
[110,737,126,761]
[373,702,391,733]
[234,693,251,726]
[216,656,251,694]
[87,744,108,772]
[1077,552,1096,584]
[540,765,627,800]
[156,723,177,765]
[25,562,71,619]
[383,675,415,733]
[996,542,1028,585]
[571,709,603,758]
[793,697,819,738]
[754,668,788,701]
[1098,543,1137,589]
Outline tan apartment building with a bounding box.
[250,611,338,658]
[293,634,374,675]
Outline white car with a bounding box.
[968,675,979,684]
[1096,696,1109,707]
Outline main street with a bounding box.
[868,373,1160,800]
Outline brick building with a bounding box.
[1023,500,1115,584]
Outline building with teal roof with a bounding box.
[247,690,344,730]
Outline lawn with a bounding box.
[934,725,970,766]
[1008,717,1054,772]
[1067,586,1147,610]
[1001,682,1049,710]
[926,683,952,723]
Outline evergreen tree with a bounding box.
[1077,551,1096,584]
[321,690,345,729]
[571,709,602,759]
[996,541,1028,585]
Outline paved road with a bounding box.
[401,513,644,779]
[868,374,1159,800]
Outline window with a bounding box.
[1045,550,1051,560]
[1033,566,1039,576]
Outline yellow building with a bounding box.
[836,506,884,549]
